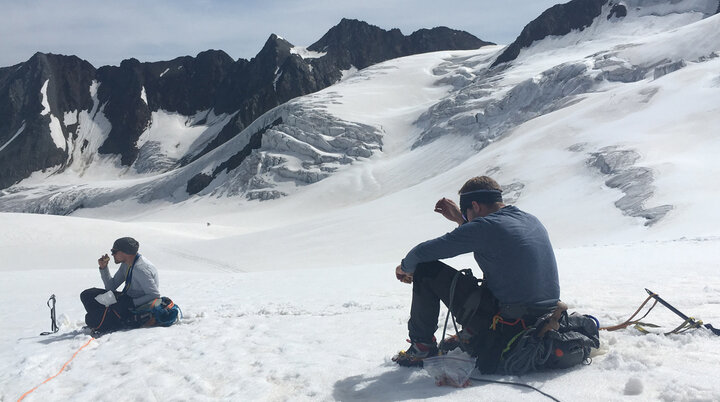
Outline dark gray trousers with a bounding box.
[408,261,498,343]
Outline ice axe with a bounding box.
[39,294,59,336]
[645,288,720,336]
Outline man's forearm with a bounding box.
[402,229,475,274]
[99,267,119,290]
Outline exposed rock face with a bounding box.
[0,19,489,191]
[198,101,384,201]
[0,99,384,214]
[308,19,492,72]
[608,2,628,19]
[586,147,672,226]
[0,53,96,189]
[492,0,608,67]
[186,117,279,196]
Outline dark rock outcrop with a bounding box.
[0,53,95,189]
[608,2,628,19]
[0,19,489,190]
[308,19,492,72]
[96,58,152,165]
[492,0,608,67]
[186,117,280,195]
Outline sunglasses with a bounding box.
[111,249,118,255]
[460,199,471,223]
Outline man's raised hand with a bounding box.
[434,197,464,225]
[98,254,110,269]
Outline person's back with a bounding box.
[464,205,559,305]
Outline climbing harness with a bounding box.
[120,254,140,294]
[90,255,140,333]
[490,314,527,331]
[93,304,122,332]
[601,288,720,336]
[39,295,59,336]
[436,269,564,402]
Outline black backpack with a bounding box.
[500,311,600,375]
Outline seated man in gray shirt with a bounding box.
[393,176,560,369]
[80,237,161,333]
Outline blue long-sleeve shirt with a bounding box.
[401,206,560,305]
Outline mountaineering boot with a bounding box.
[392,339,439,367]
[439,328,475,353]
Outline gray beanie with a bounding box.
[112,237,139,255]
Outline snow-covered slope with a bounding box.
[2,1,720,401]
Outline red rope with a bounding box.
[491,314,527,330]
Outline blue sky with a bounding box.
[2,0,561,67]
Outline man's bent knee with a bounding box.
[80,287,105,304]
[414,261,451,282]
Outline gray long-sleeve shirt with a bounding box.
[401,206,560,305]
[100,254,161,307]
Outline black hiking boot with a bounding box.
[439,328,475,353]
[392,339,439,367]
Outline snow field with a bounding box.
[2,220,720,401]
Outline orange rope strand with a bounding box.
[600,295,657,331]
[93,307,109,331]
[17,337,95,401]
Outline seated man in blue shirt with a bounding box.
[393,176,560,369]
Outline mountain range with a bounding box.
[0,18,489,192]
[1,0,719,227]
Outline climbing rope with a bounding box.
[599,294,658,332]
[17,337,95,401]
[438,269,562,402]
[600,289,718,336]
[468,376,562,402]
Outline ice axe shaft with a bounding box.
[645,288,720,336]
[40,294,59,336]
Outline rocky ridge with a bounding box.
[0,19,490,190]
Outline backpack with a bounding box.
[541,312,600,369]
[500,311,600,375]
[129,297,182,328]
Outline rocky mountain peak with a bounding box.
[309,18,491,71]
[308,18,401,55]
[0,19,490,194]
[257,34,294,60]
[492,0,608,67]
[196,49,235,64]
